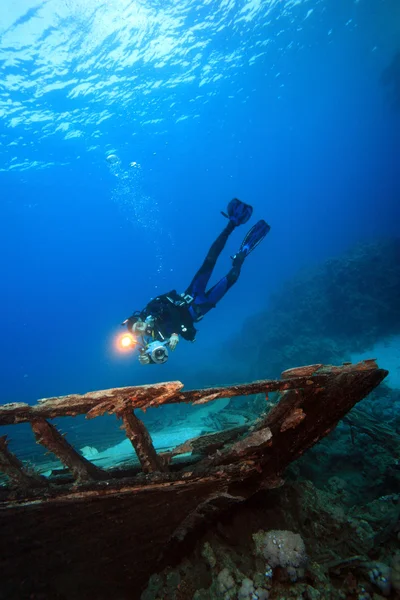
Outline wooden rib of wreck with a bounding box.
[0,360,388,600]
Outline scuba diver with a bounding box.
[121,199,270,365]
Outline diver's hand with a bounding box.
[133,320,147,334]
[169,333,179,351]
[138,352,151,365]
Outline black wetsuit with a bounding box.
[138,291,197,341]
[128,221,243,342]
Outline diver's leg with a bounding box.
[189,254,245,319]
[188,219,271,321]
[185,221,235,298]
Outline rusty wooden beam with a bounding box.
[0,381,184,426]
[30,419,105,484]
[121,410,167,473]
[168,426,248,459]
[175,374,329,405]
[0,374,331,426]
[0,436,48,490]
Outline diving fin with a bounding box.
[221,198,253,226]
[232,219,270,265]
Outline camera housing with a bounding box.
[146,341,169,364]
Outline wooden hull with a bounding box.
[0,361,388,599]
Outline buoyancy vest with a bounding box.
[140,290,197,342]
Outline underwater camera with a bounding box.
[146,341,169,364]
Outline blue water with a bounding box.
[1,0,399,408]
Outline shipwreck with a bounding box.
[0,360,388,599]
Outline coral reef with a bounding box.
[392,553,400,594]
[292,381,400,505]
[141,481,400,599]
[253,529,307,582]
[228,239,400,380]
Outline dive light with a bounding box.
[118,333,138,351]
